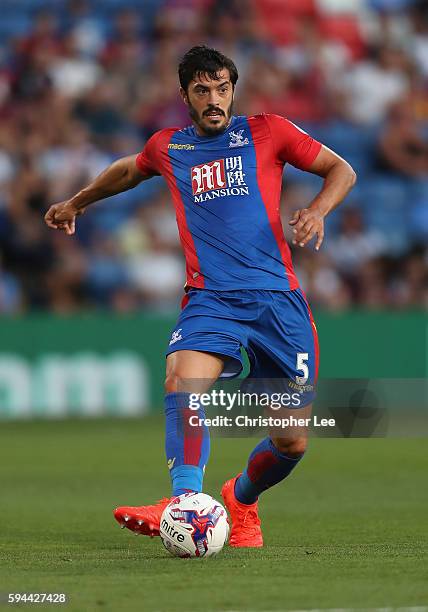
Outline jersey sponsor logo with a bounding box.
[191,156,249,203]
[168,143,195,150]
[191,159,226,194]
[169,328,183,345]
[229,129,249,148]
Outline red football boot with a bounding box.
[221,475,263,548]
[114,498,172,537]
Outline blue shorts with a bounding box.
[166,288,319,406]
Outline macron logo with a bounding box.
[168,143,195,150]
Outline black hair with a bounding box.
[178,45,238,91]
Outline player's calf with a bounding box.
[222,436,307,548]
[163,351,224,497]
[270,435,308,457]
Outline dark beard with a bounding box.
[189,101,234,136]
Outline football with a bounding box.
[160,492,229,558]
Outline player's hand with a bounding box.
[289,206,325,251]
[44,201,83,235]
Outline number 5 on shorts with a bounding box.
[296,352,309,385]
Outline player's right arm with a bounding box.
[44,155,151,235]
[44,129,162,235]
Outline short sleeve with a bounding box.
[135,132,162,177]
[265,114,322,170]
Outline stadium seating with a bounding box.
[318,15,366,59]
[0,0,164,43]
[0,16,32,40]
[257,0,316,18]
[0,0,426,311]
[256,0,317,45]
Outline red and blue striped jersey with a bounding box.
[136,113,322,291]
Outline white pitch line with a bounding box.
[223,608,428,612]
[287,608,428,612]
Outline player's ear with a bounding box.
[180,87,189,106]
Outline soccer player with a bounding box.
[45,46,356,547]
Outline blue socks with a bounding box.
[165,394,304,502]
[234,437,305,505]
[164,392,210,496]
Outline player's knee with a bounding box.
[271,436,307,457]
[164,372,182,394]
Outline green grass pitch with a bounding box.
[0,416,427,612]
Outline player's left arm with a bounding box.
[289,146,357,250]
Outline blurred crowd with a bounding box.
[0,0,427,314]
